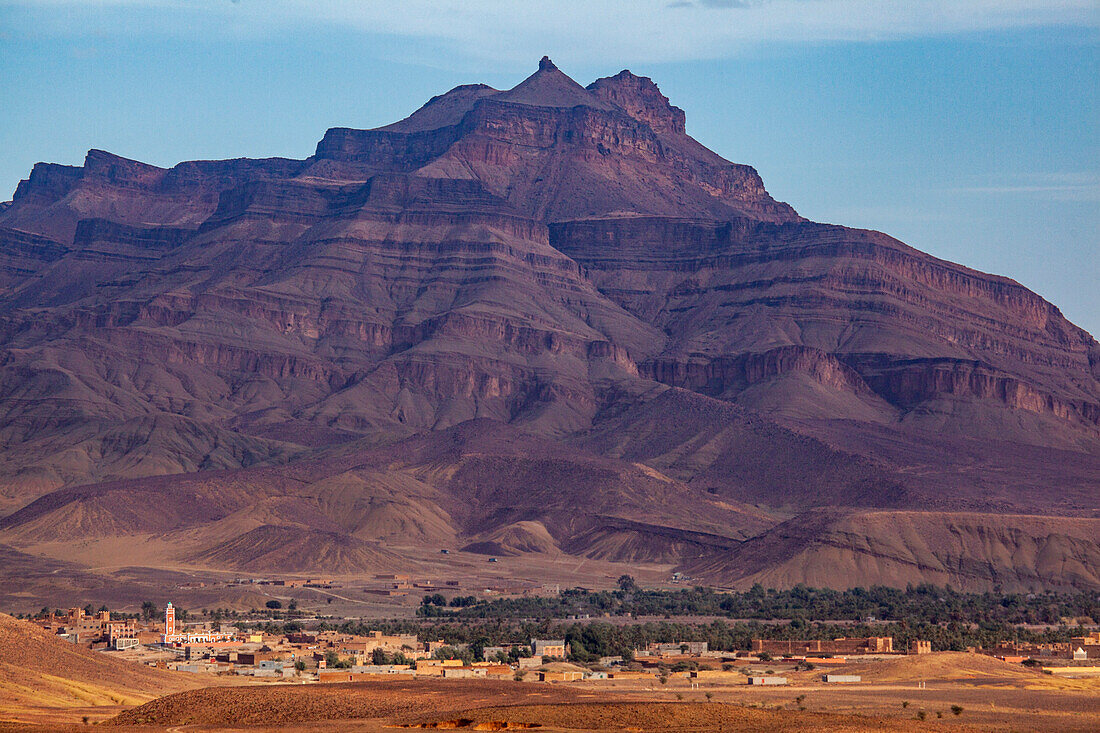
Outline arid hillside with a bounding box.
[1,58,1098,593]
[682,510,1100,591]
[0,613,196,725]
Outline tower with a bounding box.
[165,602,175,637]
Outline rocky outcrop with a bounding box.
[588,70,686,135]
[644,346,877,401]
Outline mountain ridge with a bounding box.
[0,58,1097,594]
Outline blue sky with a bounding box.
[1,1,1097,335]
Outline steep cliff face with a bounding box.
[587,70,687,135]
[4,150,305,244]
[0,58,1097,591]
[550,216,1100,435]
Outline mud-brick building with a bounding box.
[647,641,709,655]
[1070,632,1100,660]
[532,639,567,658]
[752,636,894,656]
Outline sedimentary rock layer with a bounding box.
[1,58,1097,590]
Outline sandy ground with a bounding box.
[620,676,1100,732]
[1,669,1095,732]
[1,539,678,618]
[80,679,993,732]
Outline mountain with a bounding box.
[1,57,1098,594]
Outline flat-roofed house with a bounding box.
[532,639,566,658]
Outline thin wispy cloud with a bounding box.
[5,1,1099,66]
[950,173,1100,202]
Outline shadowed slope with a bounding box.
[682,510,1100,592]
[576,386,910,509]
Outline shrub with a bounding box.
[951,705,963,716]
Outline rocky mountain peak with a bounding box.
[377,83,499,133]
[588,70,687,135]
[495,57,614,111]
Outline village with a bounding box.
[27,601,1100,689]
